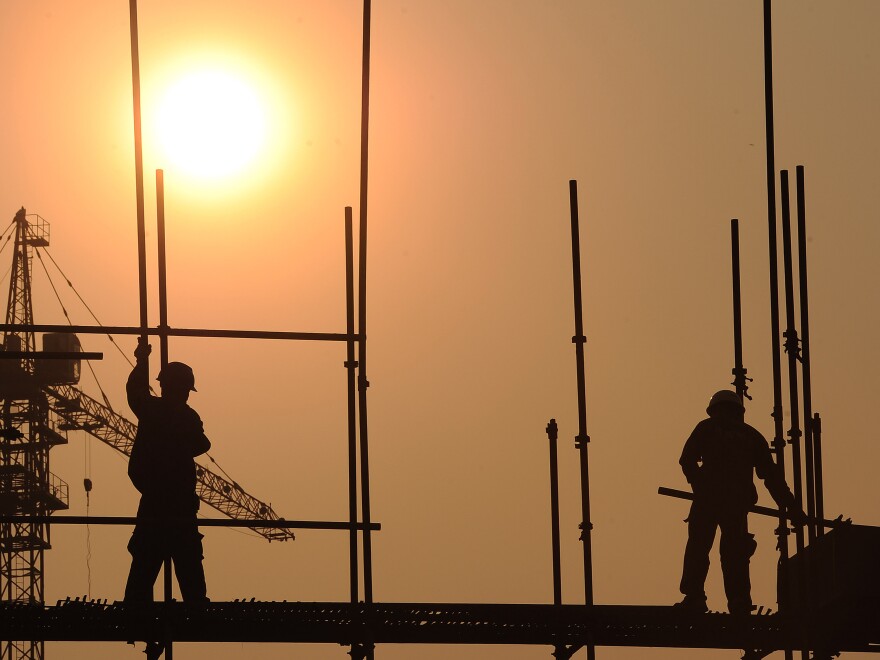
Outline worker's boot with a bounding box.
[144,641,165,660]
[728,599,754,616]
[673,594,708,613]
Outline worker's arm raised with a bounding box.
[126,339,152,417]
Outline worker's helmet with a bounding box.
[157,362,197,392]
[706,390,744,415]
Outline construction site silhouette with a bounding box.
[1,2,879,660]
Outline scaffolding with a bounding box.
[1,1,879,659]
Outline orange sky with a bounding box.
[1,2,879,660]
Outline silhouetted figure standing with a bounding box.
[124,340,210,603]
[676,390,805,615]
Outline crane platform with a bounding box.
[0,600,877,654]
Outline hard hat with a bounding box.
[706,390,743,415]
[157,362,197,391]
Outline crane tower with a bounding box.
[0,209,71,660]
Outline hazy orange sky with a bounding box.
[2,1,879,659]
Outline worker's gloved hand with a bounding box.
[788,506,808,527]
[134,339,152,362]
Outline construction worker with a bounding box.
[123,339,210,603]
[675,390,805,615]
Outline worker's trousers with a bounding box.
[679,500,756,613]
[124,518,208,602]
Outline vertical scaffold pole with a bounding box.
[156,170,169,366]
[156,169,173,660]
[345,206,359,604]
[545,419,562,606]
[780,171,805,557]
[357,11,375,660]
[813,413,825,535]
[128,0,148,349]
[730,219,749,402]
[761,2,791,641]
[795,166,818,543]
[568,180,595,660]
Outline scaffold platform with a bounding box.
[0,601,877,654]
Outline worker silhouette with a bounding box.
[123,339,210,603]
[675,390,806,615]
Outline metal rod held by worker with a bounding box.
[345,206,359,604]
[780,170,805,556]
[568,180,596,660]
[128,0,148,350]
[795,165,818,543]
[156,170,169,366]
[155,167,173,656]
[657,487,849,530]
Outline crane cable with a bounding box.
[33,249,119,407]
[38,247,138,368]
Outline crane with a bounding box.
[0,209,293,660]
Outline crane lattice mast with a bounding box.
[0,209,69,660]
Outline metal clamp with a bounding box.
[578,521,594,540]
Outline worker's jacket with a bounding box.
[127,359,210,518]
[680,417,795,511]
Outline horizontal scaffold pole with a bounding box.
[0,324,357,343]
[0,351,103,360]
[0,516,380,531]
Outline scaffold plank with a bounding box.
[0,601,876,653]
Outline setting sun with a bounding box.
[155,69,268,181]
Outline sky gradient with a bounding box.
[1,1,879,659]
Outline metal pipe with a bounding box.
[156,170,169,366]
[657,488,850,530]
[546,419,562,606]
[0,516,381,530]
[128,0,148,349]
[568,180,595,660]
[0,352,102,360]
[730,219,749,402]
[761,2,791,636]
[780,171,805,555]
[0,324,354,343]
[345,207,359,604]
[155,168,173,634]
[813,413,825,536]
[357,0,375,614]
[795,166,817,543]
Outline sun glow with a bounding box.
[155,69,269,181]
